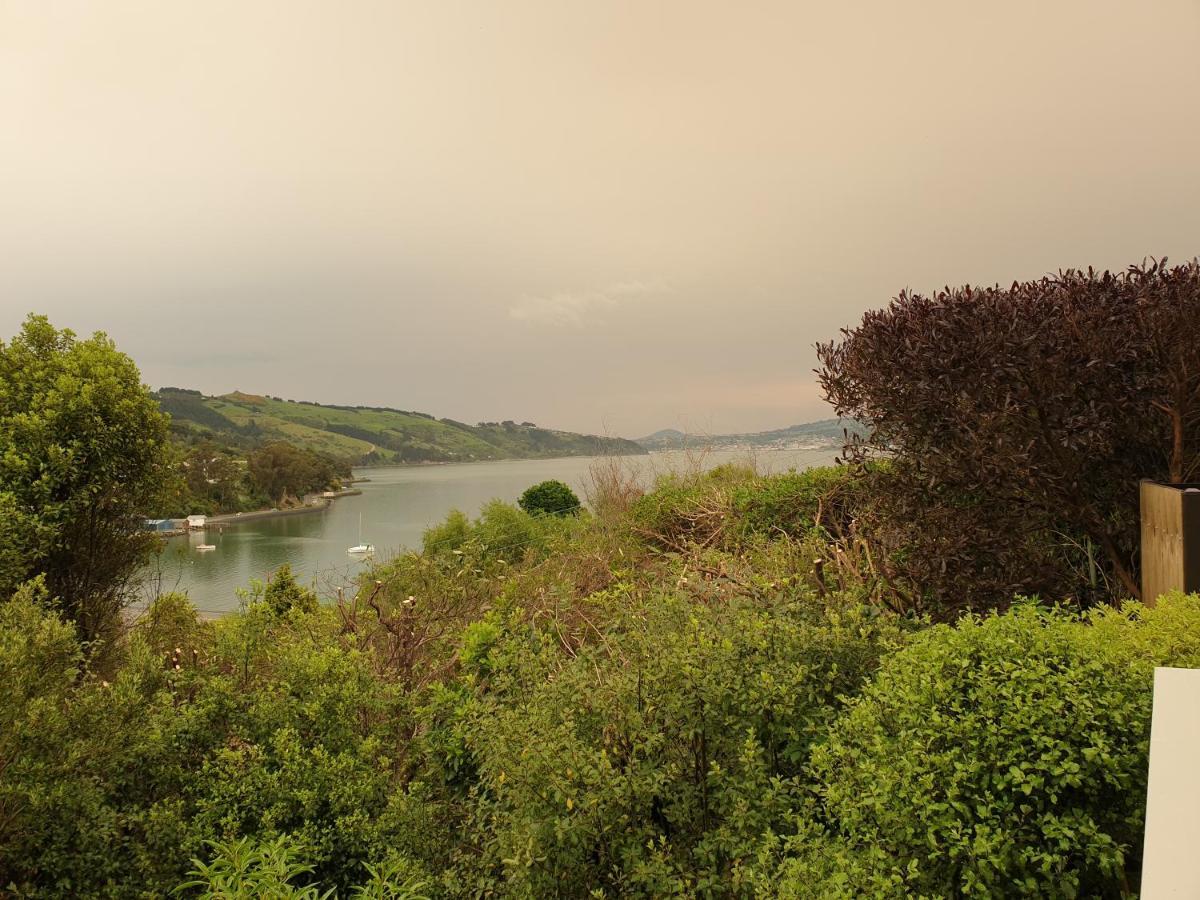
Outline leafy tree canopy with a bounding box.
[246,441,345,506]
[518,479,581,517]
[0,314,171,643]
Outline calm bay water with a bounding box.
[142,448,836,613]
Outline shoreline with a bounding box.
[349,448,649,470]
[204,488,362,527]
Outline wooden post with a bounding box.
[1140,480,1200,605]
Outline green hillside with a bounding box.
[636,417,862,451]
[156,388,646,465]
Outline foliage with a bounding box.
[421,510,471,555]
[818,259,1200,610]
[0,314,172,643]
[348,856,433,900]
[135,590,215,659]
[472,500,545,563]
[246,442,347,507]
[8,429,1200,898]
[421,501,549,566]
[769,595,1200,898]
[177,837,432,900]
[0,582,166,895]
[263,565,320,616]
[458,594,905,897]
[177,441,247,515]
[729,465,865,541]
[631,463,863,552]
[517,479,581,517]
[178,835,332,899]
[0,584,412,896]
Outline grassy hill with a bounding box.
[157,388,646,465]
[636,418,862,451]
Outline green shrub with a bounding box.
[472,500,543,564]
[263,564,319,616]
[0,582,90,893]
[772,595,1200,898]
[0,591,423,896]
[135,591,215,659]
[181,614,406,891]
[518,480,581,517]
[421,502,546,566]
[630,464,757,548]
[178,834,331,899]
[631,465,862,551]
[730,465,861,541]
[349,855,434,899]
[462,594,905,897]
[0,582,184,895]
[458,613,504,677]
[422,510,471,555]
[178,837,435,899]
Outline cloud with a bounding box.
[509,279,670,327]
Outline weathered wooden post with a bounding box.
[1140,480,1200,605]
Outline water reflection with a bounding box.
[142,448,836,613]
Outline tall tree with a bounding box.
[0,315,171,644]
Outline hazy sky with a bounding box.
[3,1,1200,438]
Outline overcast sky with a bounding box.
[3,1,1200,438]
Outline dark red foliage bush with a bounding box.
[818,259,1200,612]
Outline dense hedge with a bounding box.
[819,260,1200,610]
[769,595,1200,898]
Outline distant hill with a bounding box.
[635,418,862,452]
[156,388,647,465]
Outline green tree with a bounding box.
[247,442,341,506]
[181,441,245,514]
[0,314,172,644]
[263,564,319,616]
[518,479,580,517]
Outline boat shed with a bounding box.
[186,514,207,529]
[144,518,176,533]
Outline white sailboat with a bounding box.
[347,513,375,556]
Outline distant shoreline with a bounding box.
[350,448,649,469]
[205,488,362,526]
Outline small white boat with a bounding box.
[196,543,216,552]
[348,513,375,555]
